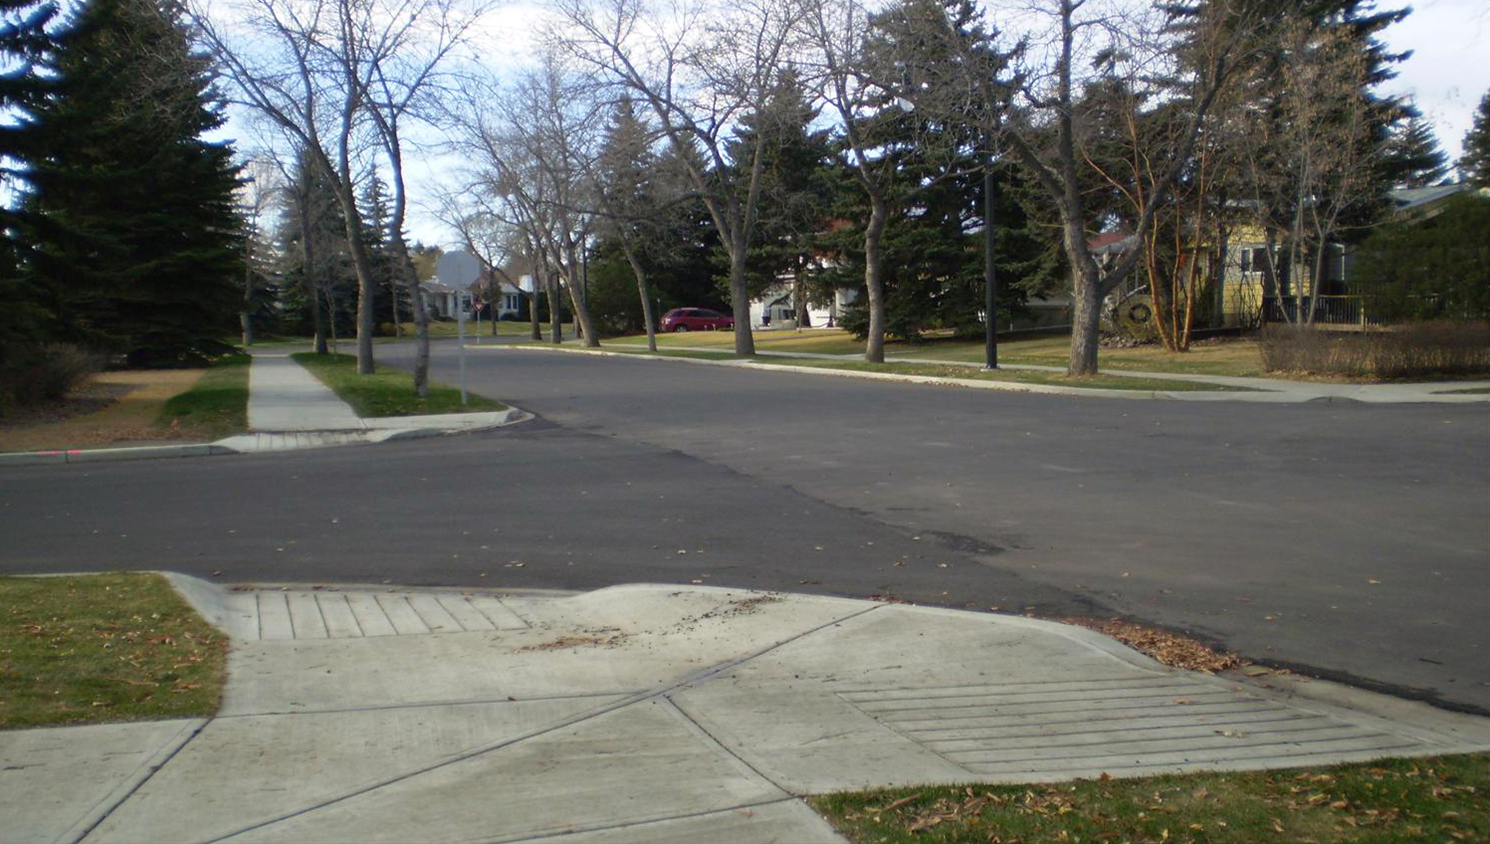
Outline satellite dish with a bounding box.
[436,251,480,286]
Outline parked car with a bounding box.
[660,308,734,332]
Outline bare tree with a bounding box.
[431,189,525,337]
[362,0,483,393]
[195,0,452,374]
[237,155,285,346]
[931,0,1256,374]
[1235,16,1381,326]
[453,57,605,348]
[557,0,803,356]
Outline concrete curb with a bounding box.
[0,409,533,468]
[477,344,1258,401]
[481,343,1490,404]
[0,442,240,466]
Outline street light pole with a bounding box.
[983,138,999,370]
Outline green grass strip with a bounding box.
[530,344,1257,392]
[810,753,1488,843]
[155,352,250,440]
[0,573,227,729]
[292,352,504,417]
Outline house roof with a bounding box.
[1387,183,1472,213]
[1087,232,1136,255]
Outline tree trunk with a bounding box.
[1068,265,1102,376]
[794,265,809,328]
[529,289,540,340]
[296,195,328,355]
[380,136,424,387]
[547,272,563,344]
[563,243,600,348]
[391,279,402,338]
[863,194,888,363]
[1065,216,1103,376]
[330,184,377,373]
[727,237,755,357]
[325,287,339,354]
[565,269,600,348]
[311,286,327,354]
[405,259,430,397]
[242,236,255,347]
[622,242,657,352]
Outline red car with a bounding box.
[660,307,734,332]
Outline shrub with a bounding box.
[1259,321,1490,379]
[0,342,106,416]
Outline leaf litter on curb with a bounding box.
[1059,617,1246,673]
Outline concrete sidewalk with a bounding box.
[246,353,366,431]
[0,353,529,466]
[5,578,1487,844]
[545,343,1490,403]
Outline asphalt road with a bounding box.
[3,338,1487,713]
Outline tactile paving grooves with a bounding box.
[251,591,530,640]
[841,676,1426,776]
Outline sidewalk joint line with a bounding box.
[214,690,642,719]
[477,797,803,844]
[663,694,795,796]
[200,604,882,843]
[66,717,211,844]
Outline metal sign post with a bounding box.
[436,251,481,407]
[457,298,467,404]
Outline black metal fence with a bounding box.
[1262,296,1386,327]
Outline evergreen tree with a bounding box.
[718,70,835,318]
[279,149,355,343]
[1383,114,1449,188]
[824,0,1031,343]
[13,0,244,365]
[358,172,403,334]
[1460,91,1490,187]
[0,0,64,366]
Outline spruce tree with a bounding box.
[1384,115,1448,188]
[1461,91,1490,188]
[359,172,402,335]
[721,70,835,314]
[0,0,63,366]
[14,0,243,365]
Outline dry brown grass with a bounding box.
[0,369,206,452]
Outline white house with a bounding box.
[422,277,525,320]
[748,282,858,329]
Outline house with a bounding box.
[422,277,525,321]
[748,282,858,329]
[1200,183,1482,328]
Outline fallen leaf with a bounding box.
[884,793,923,812]
[1368,578,1381,585]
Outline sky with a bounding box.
[204,0,1490,247]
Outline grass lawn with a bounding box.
[155,353,250,440]
[1,354,250,453]
[292,352,504,417]
[0,573,227,729]
[609,328,1272,378]
[525,343,1254,392]
[397,319,574,339]
[810,753,1488,844]
[777,358,1258,392]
